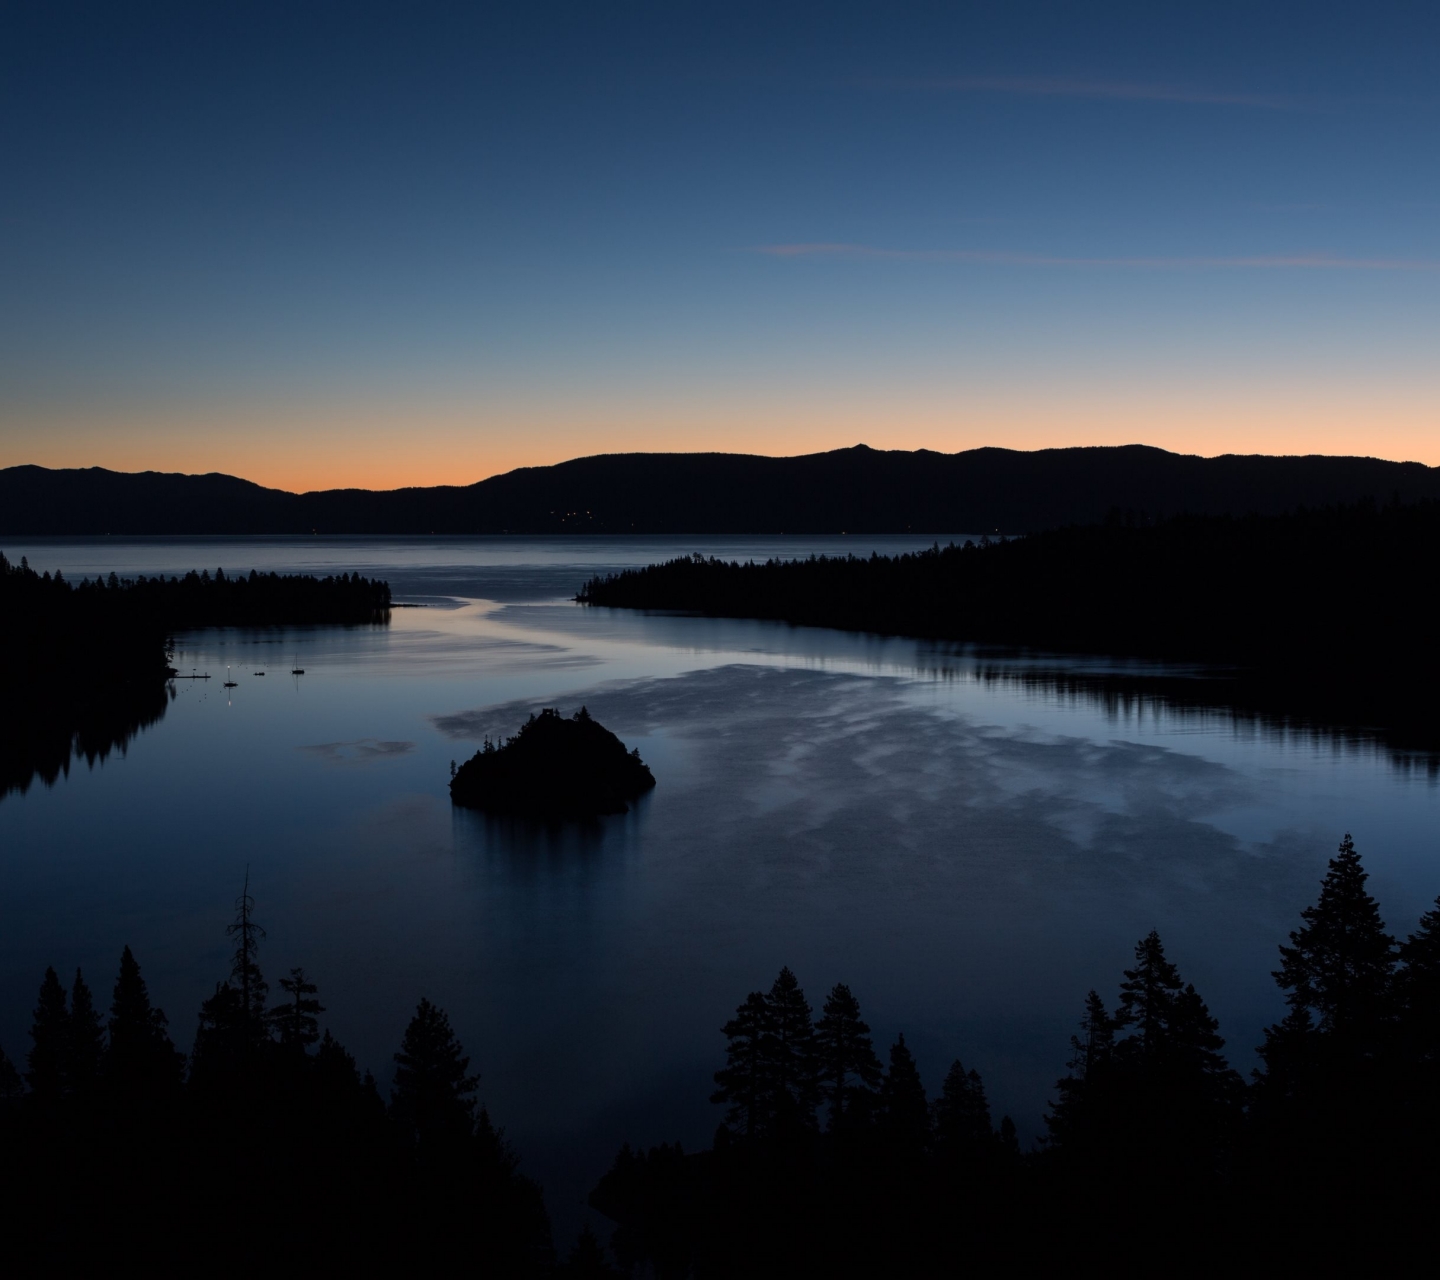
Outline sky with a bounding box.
[2,0,1437,492]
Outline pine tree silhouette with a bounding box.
[813,983,882,1132]
[225,869,269,1044]
[711,991,770,1139]
[391,997,480,1146]
[1398,896,1440,1062]
[68,969,105,1097]
[880,1033,930,1156]
[106,945,183,1099]
[1045,990,1114,1152]
[933,1059,993,1158]
[27,966,70,1103]
[271,968,325,1051]
[761,967,818,1136]
[1113,931,1185,1062]
[1272,834,1396,1073]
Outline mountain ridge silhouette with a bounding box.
[5,443,1438,534]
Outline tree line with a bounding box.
[0,552,392,801]
[578,500,1440,751]
[0,876,563,1270]
[590,834,1440,1271]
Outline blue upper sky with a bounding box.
[3,1,1437,489]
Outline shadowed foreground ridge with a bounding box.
[449,707,656,817]
[0,883,553,1269]
[586,835,1440,1272]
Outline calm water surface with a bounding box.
[4,535,1438,1230]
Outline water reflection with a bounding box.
[1,678,172,799]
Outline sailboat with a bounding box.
[223,665,237,688]
[291,650,305,675]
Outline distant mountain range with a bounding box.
[3,444,1438,535]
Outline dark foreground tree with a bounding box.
[27,966,70,1103]
[105,945,183,1102]
[813,982,882,1133]
[712,990,770,1139]
[68,970,105,1098]
[1274,834,1396,1054]
[271,967,324,1051]
[391,997,480,1146]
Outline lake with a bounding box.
[3,534,1439,1233]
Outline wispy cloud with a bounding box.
[750,243,1440,271]
[881,75,1297,110]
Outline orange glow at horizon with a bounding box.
[3,388,1437,492]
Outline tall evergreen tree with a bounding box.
[711,991,770,1139]
[271,968,325,1051]
[27,966,70,1102]
[813,983,882,1132]
[1112,931,1185,1063]
[761,967,818,1134]
[1273,833,1396,1052]
[933,1059,993,1158]
[68,969,105,1096]
[225,870,269,1042]
[106,945,183,1099]
[1397,895,1440,1062]
[880,1033,931,1156]
[391,997,479,1145]
[1045,990,1114,1153]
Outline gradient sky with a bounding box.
[2,1,1438,491]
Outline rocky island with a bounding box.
[449,706,656,818]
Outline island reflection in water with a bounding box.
[3,534,1439,1232]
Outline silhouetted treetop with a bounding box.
[449,706,655,818]
[1275,833,1397,1046]
[391,997,480,1145]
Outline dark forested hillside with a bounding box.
[5,444,1440,534]
[0,554,390,798]
[579,500,1440,752]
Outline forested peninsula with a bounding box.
[1,553,391,798]
[579,500,1440,753]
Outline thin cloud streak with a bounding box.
[750,244,1440,272]
[888,75,1297,110]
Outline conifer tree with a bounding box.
[1113,931,1185,1062]
[1397,895,1440,1061]
[106,945,182,1099]
[933,1059,993,1157]
[761,967,818,1134]
[270,968,325,1051]
[1045,990,1114,1152]
[711,991,770,1139]
[1274,834,1396,1046]
[813,983,882,1132]
[27,966,70,1102]
[880,1033,931,1156]
[391,997,480,1145]
[225,870,269,1043]
[68,969,105,1096]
